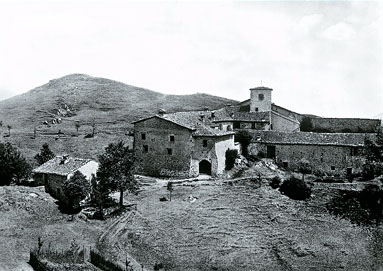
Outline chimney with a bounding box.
[60,155,69,165]
[158,109,166,116]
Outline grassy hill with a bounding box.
[0,74,237,164]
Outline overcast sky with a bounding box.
[0,0,382,118]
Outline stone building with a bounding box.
[32,156,98,204]
[215,86,301,132]
[248,131,375,176]
[132,111,235,177]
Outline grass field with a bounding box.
[99,177,381,271]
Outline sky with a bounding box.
[0,0,382,118]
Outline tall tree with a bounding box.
[34,143,55,165]
[97,141,137,207]
[0,142,31,185]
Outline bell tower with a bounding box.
[249,86,273,113]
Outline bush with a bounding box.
[269,176,281,189]
[279,177,311,200]
[225,149,238,170]
[235,130,252,157]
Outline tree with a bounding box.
[235,130,252,157]
[363,130,383,180]
[225,149,238,170]
[167,182,173,202]
[0,142,31,185]
[300,116,313,132]
[297,158,312,181]
[75,121,81,135]
[63,171,90,209]
[34,143,55,165]
[97,141,137,207]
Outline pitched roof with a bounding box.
[212,106,270,122]
[249,86,273,91]
[133,111,235,137]
[251,131,374,147]
[32,156,93,176]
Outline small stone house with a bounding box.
[132,111,235,178]
[32,156,98,204]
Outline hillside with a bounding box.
[0,74,237,163]
[0,74,237,130]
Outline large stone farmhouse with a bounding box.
[133,111,235,177]
[32,155,98,204]
[132,85,381,178]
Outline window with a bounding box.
[283,162,289,168]
[351,147,358,156]
[169,135,175,142]
[151,138,155,142]
[203,140,208,147]
[251,123,256,129]
[167,148,173,155]
[255,107,259,112]
[233,121,240,129]
[331,166,335,170]
[143,145,148,153]
[141,133,146,140]
[258,94,264,101]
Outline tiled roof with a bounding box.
[32,156,92,176]
[212,106,270,122]
[249,86,273,91]
[250,131,374,147]
[161,111,235,137]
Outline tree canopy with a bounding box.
[63,171,90,209]
[0,142,31,185]
[34,143,55,165]
[97,141,137,206]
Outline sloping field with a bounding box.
[0,186,105,271]
[100,179,378,271]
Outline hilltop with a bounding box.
[0,74,237,163]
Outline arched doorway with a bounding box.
[199,160,211,175]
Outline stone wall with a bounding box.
[191,135,235,176]
[310,118,381,133]
[250,88,272,112]
[214,135,235,175]
[133,117,194,177]
[249,143,364,176]
[271,111,300,132]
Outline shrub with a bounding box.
[269,176,281,189]
[235,130,252,157]
[279,177,311,200]
[225,149,238,170]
